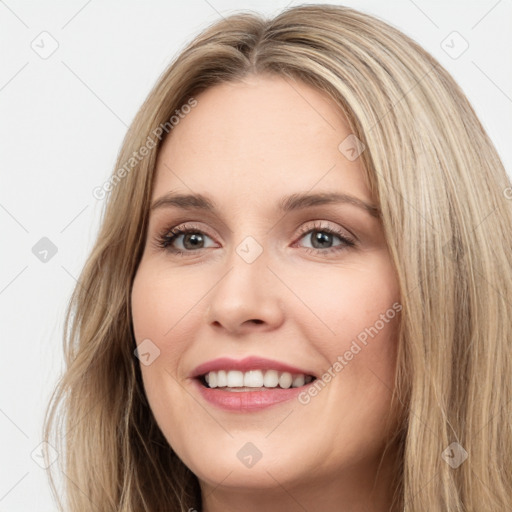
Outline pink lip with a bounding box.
[190,356,315,379]
[188,356,317,412]
[191,379,310,412]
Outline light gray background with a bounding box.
[1,1,511,510]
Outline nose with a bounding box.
[205,244,285,335]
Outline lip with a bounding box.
[189,356,317,412]
[191,379,313,412]
[190,356,316,379]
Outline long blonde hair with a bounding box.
[43,4,512,511]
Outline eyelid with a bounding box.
[158,219,354,240]
[157,221,219,246]
[294,220,357,243]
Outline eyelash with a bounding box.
[154,221,356,257]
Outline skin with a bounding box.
[131,74,402,512]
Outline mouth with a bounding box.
[192,369,318,412]
[197,369,317,391]
[189,356,319,411]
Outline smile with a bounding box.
[190,356,318,411]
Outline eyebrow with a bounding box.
[150,191,380,217]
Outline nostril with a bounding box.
[251,319,263,324]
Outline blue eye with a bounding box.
[155,221,356,256]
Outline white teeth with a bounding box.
[263,369,279,387]
[292,374,305,387]
[244,370,264,387]
[278,372,293,389]
[226,370,244,387]
[217,370,227,387]
[203,369,313,389]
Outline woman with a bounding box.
[44,4,512,511]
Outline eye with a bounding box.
[155,223,217,255]
[294,221,356,255]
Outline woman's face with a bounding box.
[131,75,401,506]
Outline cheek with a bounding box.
[131,264,207,447]
[290,254,400,346]
[131,263,205,353]
[291,254,401,406]
[131,264,195,407]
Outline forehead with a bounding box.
[152,75,372,209]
